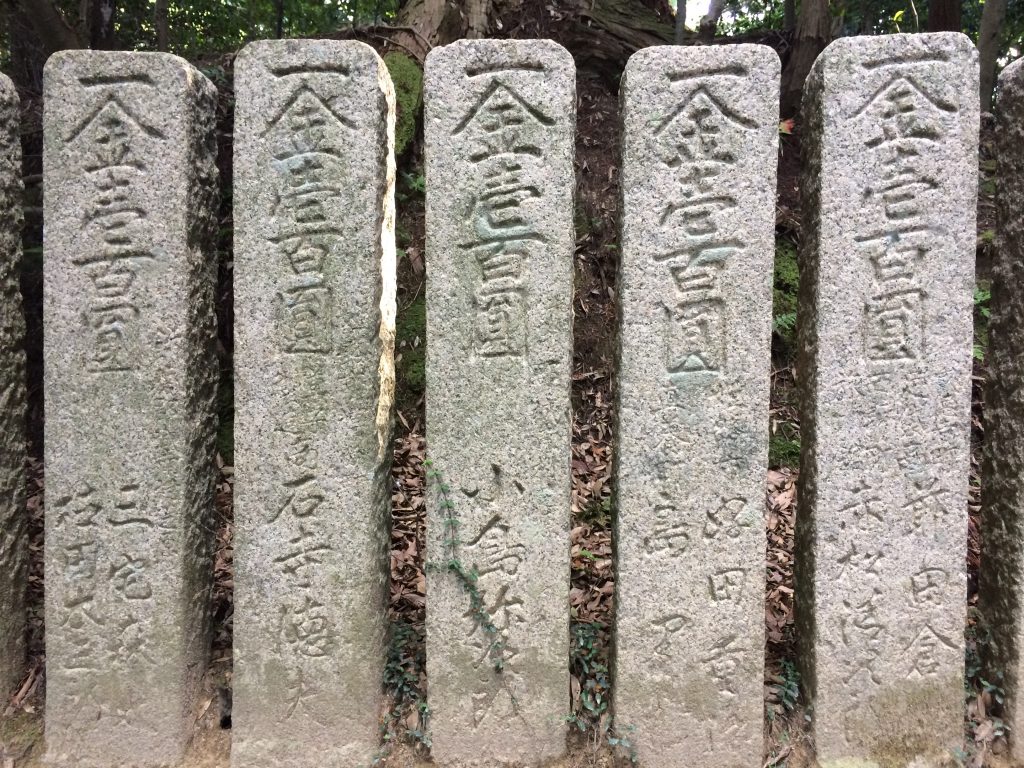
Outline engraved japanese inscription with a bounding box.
[613,45,778,768]
[425,39,574,767]
[795,33,977,766]
[43,51,218,768]
[232,40,396,768]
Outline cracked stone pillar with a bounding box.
[232,39,397,768]
[795,33,978,767]
[424,39,574,767]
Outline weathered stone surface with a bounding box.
[794,33,978,766]
[43,51,218,766]
[0,73,26,699]
[979,56,1024,762]
[613,44,778,767]
[232,40,396,768]
[424,39,574,766]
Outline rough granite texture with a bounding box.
[0,73,26,699]
[979,56,1024,762]
[43,51,219,767]
[794,33,978,768]
[231,40,396,768]
[424,39,574,766]
[613,45,778,768]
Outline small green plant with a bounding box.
[769,432,801,468]
[772,238,800,351]
[980,675,1007,708]
[607,721,640,764]
[578,496,612,526]
[569,621,610,726]
[399,170,426,200]
[378,619,430,760]
[774,659,800,713]
[425,460,511,674]
[395,294,426,410]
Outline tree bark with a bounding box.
[393,0,464,61]
[465,0,490,37]
[674,0,686,42]
[88,0,117,49]
[783,0,796,31]
[698,0,724,40]
[926,0,960,31]
[780,0,830,117]
[14,0,84,54]
[392,0,673,68]
[978,0,1008,112]
[155,0,168,51]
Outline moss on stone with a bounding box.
[396,293,426,407]
[833,677,961,768]
[384,52,423,157]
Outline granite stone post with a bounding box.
[794,33,978,766]
[613,45,778,767]
[0,73,27,699]
[232,40,396,768]
[979,56,1024,761]
[43,51,219,766]
[424,39,574,766]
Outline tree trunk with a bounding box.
[674,0,686,42]
[14,0,84,55]
[274,0,284,38]
[88,0,117,49]
[780,0,830,118]
[393,0,464,61]
[926,0,960,31]
[783,0,795,31]
[465,0,490,37]
[978,0,1008,112]
[698,0,724,40]
[155,0,168,51]
[392,0,673,67]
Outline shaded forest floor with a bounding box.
[0,28,1011,768]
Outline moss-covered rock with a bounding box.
[384,52,423,157]
[395,293,425,408]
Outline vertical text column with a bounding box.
[43,51,219,766]
[424,39,574,765]
[232,39,396,768]
[795,33,978,766]
[614,45,778,767]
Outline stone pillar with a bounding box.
[424,39,574,765]
[979,56,1024,761]
[43,52,218,766]
[795,33,978,766]
[0,73,27,699]
[613,45,778,767]
[231,40,396,768]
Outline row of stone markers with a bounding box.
[0,30,1011,768]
